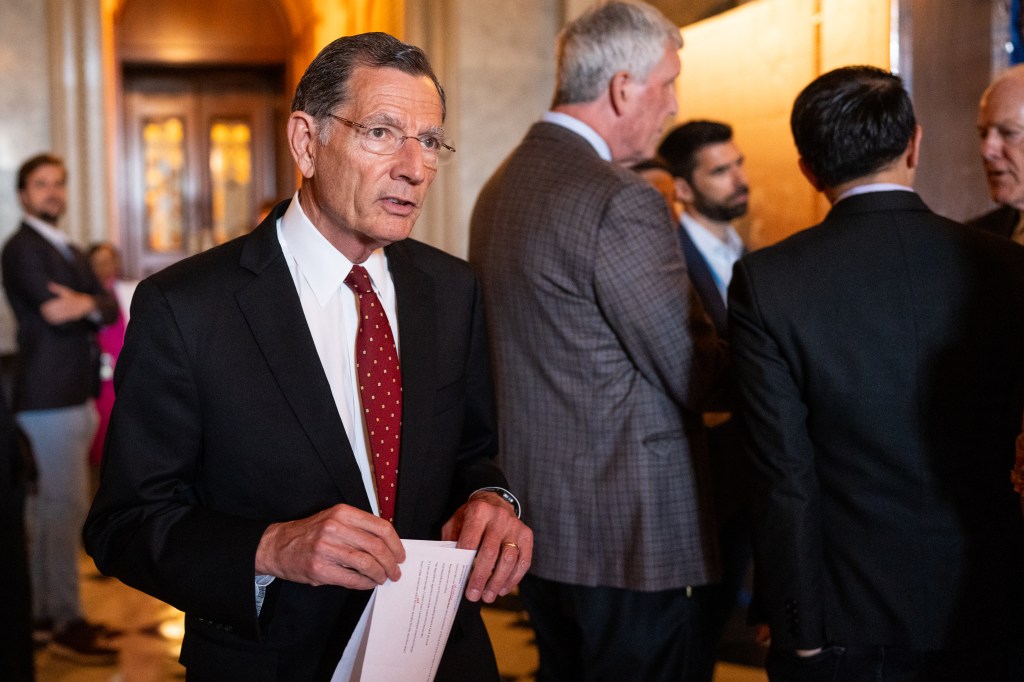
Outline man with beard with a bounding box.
[2,153,119,664]
[659,120,749,322]
[658,120,753,666]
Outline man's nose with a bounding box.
[981,128,1002,159]
[392,139,428,183]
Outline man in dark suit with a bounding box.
[658,120,753,665]
[2,153,119,664]
[0,388,35,681]
[469,2,728,680]
[84,33,531,681]
[971,64,1024,240]
[730,65,1024,681]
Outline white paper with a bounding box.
[353,539,476,682]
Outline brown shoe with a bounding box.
[48,619,118,666]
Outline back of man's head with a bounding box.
[552,0,681,107]
[658,120,733,182]
[791,65,916,189]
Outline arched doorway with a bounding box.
[115,0,292,277]
[109,0,410,276]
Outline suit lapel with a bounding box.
[678,225,729,334]
[385,242,436,537]
[234,219,372,512]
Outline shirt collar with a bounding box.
[680,211,744,255]
[542,111,612,162]
[22,214,70,247]
[280,192,390,308]
[835,182,914,203]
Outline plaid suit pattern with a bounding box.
[469,123,728,591]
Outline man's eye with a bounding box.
[368,127,393,140]
[420,136,441,151]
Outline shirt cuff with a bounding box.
[255,574,275,616]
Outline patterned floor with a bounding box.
[33,553,767,681]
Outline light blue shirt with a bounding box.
[679,212,744,305]
[542,111,612,162]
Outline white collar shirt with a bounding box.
[277,193,400,681]
[23,214,74,258]
[542,111,612,162]
[679,211,745,304]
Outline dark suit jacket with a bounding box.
[729,191,1024,656]
[470,122,728,591]
[84,202,507,681]
[967,203,1018,239]
[677,224,751,525]
[1,223,118,410]
[677,224,729,333]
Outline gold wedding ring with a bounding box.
[502,542,519,550]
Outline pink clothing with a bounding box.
[89,286,126,466]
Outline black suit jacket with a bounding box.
[729,191,1024,655]
[967,203,1018,239]
[677,223,729,334]
[677,223,751,526]
[84,202,506,681]
[1,223,118,410]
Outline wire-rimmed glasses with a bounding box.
[330,115,456,168]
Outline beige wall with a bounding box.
[0,0,55,352]
[676,0,892,249]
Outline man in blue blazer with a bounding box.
[85,33,531,681]
[659,120,753,667]
[731,66,1024,681]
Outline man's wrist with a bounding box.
[471,487,521,518]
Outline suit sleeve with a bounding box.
[592,182,728,413]
[83,278,269,641]
[2,236,118,327]
[728,258,825,650]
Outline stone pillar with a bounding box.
[407,0,560,257]
[47,0,112,247]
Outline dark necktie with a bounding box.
[344,264,402,522]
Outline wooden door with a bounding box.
[122,67,287,277]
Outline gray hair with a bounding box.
[553,0,682,107]
[291,32,446,144]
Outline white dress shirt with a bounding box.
[22,213,74,257]
[542,111,612,162]
[263,193,401,681]
[679,212,745,304]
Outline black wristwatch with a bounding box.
[474,486,522,518]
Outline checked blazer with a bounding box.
[469,122,729,591]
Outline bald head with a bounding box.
[978,65,1024,210]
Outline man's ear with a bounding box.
[288,111,319,179]
[673,176,695,204]
[609,71,631,116]
[797,157,824,192]
[905,124,923,170]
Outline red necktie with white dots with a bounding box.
[344,264,402,523]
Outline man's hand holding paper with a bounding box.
[441,491,533,604]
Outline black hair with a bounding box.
[658,120,733,183]
[790,66,915,189]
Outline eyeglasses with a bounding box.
[330,115,456,168]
